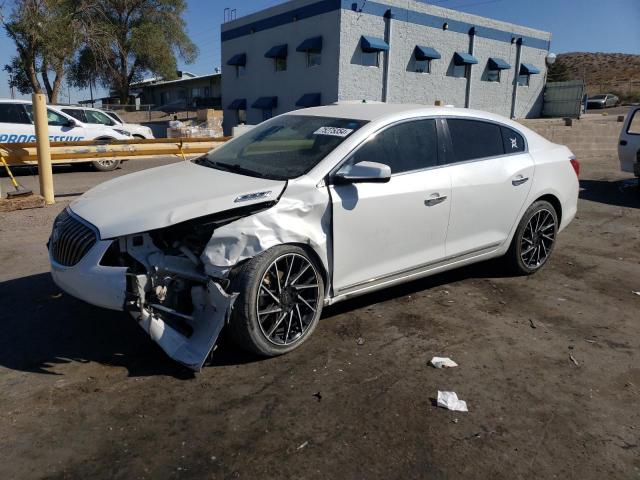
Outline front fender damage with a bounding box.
[118,183,330,371]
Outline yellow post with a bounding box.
[32,93,54,204]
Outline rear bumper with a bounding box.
[49,239,127,311]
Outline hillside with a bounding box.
[552,52,640,100]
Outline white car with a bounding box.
[619,106,640,187]
[59,105,154,139]
[0,99,130,171]
[48,103,579,370]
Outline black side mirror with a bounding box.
[332,160,392,185]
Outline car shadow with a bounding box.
[579,178,639,209]
[0,260,512,377]
[0,164,77,177]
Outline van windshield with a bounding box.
[196,115,367,180]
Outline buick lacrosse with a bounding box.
[49,103,579,369]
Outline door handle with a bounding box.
[620,140,628,146]
[424,193,447,206]
[512,176,529,186]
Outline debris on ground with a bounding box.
[570,354,580,367]
[430,357,458,369]
[633,291,640,296]
[529,319,537,329]
[436,391,468,412]
[297,441,309,450]
[312,392,322,402]
[355,337,365,346]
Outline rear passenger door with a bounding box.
[443,118,534,257]
[0,103,34,142]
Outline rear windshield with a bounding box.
[196,115,367,180]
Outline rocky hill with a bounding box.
[552,52,640,100]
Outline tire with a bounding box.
[228,245,325,356]
[91,159,121,172]
[504,200,559,275]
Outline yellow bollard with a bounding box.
[32,93,54,204]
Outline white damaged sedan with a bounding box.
[48,103,579,370]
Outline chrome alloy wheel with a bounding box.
[96,159,118,168]
[520,208,556,268]
[256,253,322,346]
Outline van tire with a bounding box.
[91,159,121,172]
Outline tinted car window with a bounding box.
[447,119,504,162]
[85,110,115,126]
[62,109,86,122]
[350,119,439,174]
[500,126,525,153]
[0,104,31,124]
[24,106,70,126]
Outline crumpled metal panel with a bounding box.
[200,180,331,279]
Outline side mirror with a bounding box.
[332,160,391,185]
[65,118,77,127]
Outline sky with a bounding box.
[0,0,638,101]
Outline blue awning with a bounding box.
[488,57,511,70]
[414,45,441,61]
[520,63,540,75]
[228,98,247,110]
[296,36,323,52]
[295,93,321,108]
[252,96,278,109]
[227,53,246,66]
[264,44,288,58]
[360,35,389,53]
[454,52,478,65]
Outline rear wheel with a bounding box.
[504,200,558,275]
[91,159,121,172]
[229,245,324,356]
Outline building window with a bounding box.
[487,69,501,82]
[362,51,379,67]
[262,109,273,121]
[238,109,247,124]
[236,65,246,78]
[415,59,431,73]
[275,57,287,72]
[452,64,468,78]
[307,51,321,67]
[517,74,530,86]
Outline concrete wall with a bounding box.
[221,0,341,133]
[338,0,551,118]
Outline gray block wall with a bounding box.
[221,0,552,133]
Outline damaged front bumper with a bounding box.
[49,229,237,371]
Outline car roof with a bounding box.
[288,102,526,128]
[0,99,32,104]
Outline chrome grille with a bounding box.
[50,209,97,266]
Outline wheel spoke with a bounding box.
[273,261,282,294]
[267,311,287,338]
[290,264,310,285]
[284,255,295,287]
[260,284,280,304]
[296,304,304,332]
[294,283,318,290]
[297,294,316,312]
[258,306,282,316]
[284,311,293,343]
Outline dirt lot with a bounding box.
[1,150,639,479]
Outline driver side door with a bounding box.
[329,118,451,295]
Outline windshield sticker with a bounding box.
[510,137,519,149]
[313,126,354,137]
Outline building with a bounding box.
[221,0,552,133]
[133,71,222,109]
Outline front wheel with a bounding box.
[504,200,558,275]
[91,159,121,172]
[228,245,325,356]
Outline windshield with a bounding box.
[85,110,116,126]
[591,95,607,99]
[196,115,367,180]
[105,111,124,124]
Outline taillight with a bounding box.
[570,158,580,177]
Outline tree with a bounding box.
[75,0,197,104]
[547,60,572,82]
[1,0,85,103]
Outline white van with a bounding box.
[0,99,130,171]
[619,106,640,189]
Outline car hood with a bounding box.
[70,161,287,239]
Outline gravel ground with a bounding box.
[1,152,639,480]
